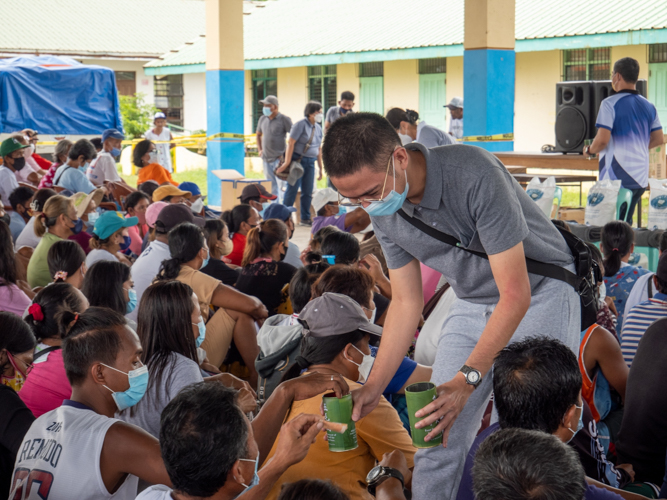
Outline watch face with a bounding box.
[367,466,382,483]
[468,371,480,384]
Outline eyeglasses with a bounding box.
[338,148,398,207]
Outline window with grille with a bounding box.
[154,74,184,127]
[649,44,667,63]
[563,48,611,81]
[419,58,447,74]
[308,65,337,112]
[252,69,278,126]
[359,62,384,77]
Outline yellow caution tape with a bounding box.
[37,132,255,148]
[459,133,514,142]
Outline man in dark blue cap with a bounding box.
[87,128,131,189]
[263,202,302,268]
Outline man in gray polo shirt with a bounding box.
[322,113,580,500]
[256,95,293,201]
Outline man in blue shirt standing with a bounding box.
[584,57,664,224]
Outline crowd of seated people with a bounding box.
[2,119,667,500]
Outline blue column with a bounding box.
[463,49,515,152]
[206,69,245,206]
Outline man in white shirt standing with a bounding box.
[445,97,464,140]
[87,128,129,187]
[144,112,174,173]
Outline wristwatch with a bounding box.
[366,466,404,497]
[459,365,482,388]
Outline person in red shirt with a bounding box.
[222,204,261,266]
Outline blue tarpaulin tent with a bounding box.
[0,55,123,135]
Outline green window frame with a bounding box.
[418,58,447,75]
[359,62,384,77]
[562,48,611,81]
[649,44,667,63]
[308,65,337,113]
[252,69,278,127]
[154,74,184,127]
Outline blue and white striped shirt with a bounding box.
[620,292,667,367]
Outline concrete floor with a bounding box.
[291,223,313,252]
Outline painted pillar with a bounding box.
[463,0,515,152]
[206,0,245,206]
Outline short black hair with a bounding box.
[304,100,323,117]
[68,139,97,162]
[659,231,667,253]
[138,180,159,198]
[48,239,86,283]
[278,479,350,500]
[32,188,57,213]
[61,307,127,385]
[340,91,355,102]
[322,112,400,178]
[656,275,667,294]
[125,190,150,210]
[133,139,153,168]
[0,312,36,355]
[613,57,640,84]
[82,261,131,315]
[473,428,586,500]
[160,382,249,497]
[320,231,360,265]
[493,337,581,434]
[289,262,330,313]
[90,138,103,151]
[9,186,34,211]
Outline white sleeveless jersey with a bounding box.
[10,401,138,500]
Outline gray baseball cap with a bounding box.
[299,293,383,339]
[260,95,279,106]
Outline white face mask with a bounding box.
[191,198,204,214]
[314,113,323,124]
[148,151,159,164]
[398,133,413,145]
[345,344,375,383]
[364,305,377,324]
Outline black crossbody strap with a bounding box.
[396,209,582,290]
[32,345,62,362]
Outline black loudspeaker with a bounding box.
[555,81,593,153]
[555,79,648,153]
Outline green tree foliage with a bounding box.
[119,93,157,140]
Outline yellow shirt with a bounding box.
[176,266,219,321]
[264,377,416,500]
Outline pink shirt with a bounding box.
[127,221,149,255]
[0,282,31,317]
[19,348,72,417]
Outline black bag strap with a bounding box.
[54,165,73,185]
[295,124,316,162]
[396,209,583,291]
[648,274,654,299]
[33,345,61,362]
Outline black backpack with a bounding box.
[255,316,303,406]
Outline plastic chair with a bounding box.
[552,186,563,218]
[616,187,633,221]
[633,246,659,272]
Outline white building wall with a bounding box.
[80,59,154,103]
[183,72,207,132]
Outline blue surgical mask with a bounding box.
[262,107,272,117]
[566,404,584,443]
[201,250,210,269]
[259,202,271,218]
[126,288,137,314]
[71,217,84,235]
[80,161,90,172]
[102,363,149,411]
[238,452,260,495]
[110,147,121,158]
[119,235,132,251]
[363,150,409,217]
[340,107,351,115]
[193,320,206,348]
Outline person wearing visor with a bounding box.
[145,111,175,173]
[262,292,416,500]
[311,187,370,234]
[323,112,579,500]
[0,137,28,205]
[87,128,132,189]
[445,97,464,140]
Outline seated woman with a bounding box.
[53,139,100,195]
[132,139,178,187]
[15,188,56,250]
[82,261,137,327]
[0,221,32,315]
[155,222,269,385]
[264,293,416,500]
[118,280,254,438]
[222,204,261,266]
[47,239,86,289]
[601,221,651,331]
[68,189,104,254]
[38,139,72,190]
[124,191,151,256]
[236,219,297,316]
[0,311,36,393]
[19,284,89,417]
[27,195,81,288]
[201,219,239,286]
[320,231,391,324]
[86,210,138,268]
[309,225,339,253]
